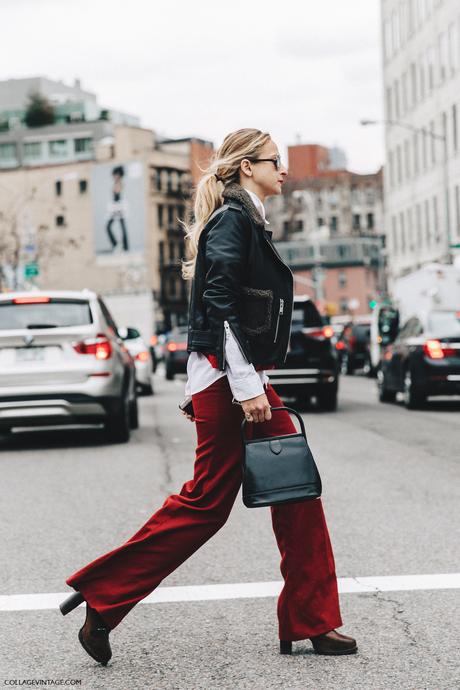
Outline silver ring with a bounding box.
[245,413,251,419]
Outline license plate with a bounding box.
[15,347,46,362]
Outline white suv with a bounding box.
[0,290,138,443]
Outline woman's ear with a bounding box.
[240,158,253,178]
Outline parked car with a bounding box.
[164,327,189,380]
[0,290,138,442]
[377,309,460,408]
[336,318,373,376]
[268,296,340,411]
[118,327,154,396]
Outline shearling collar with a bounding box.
[222,183,265,228]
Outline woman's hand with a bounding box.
[241,393,271,423]
[180,409,195,423]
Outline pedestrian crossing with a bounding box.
[0,573,459,612]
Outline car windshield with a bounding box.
[427,311,460,336]
[0,300,92,330]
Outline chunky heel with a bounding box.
[280,640,292,655]
[60,591,84,615]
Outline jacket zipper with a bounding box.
[273,298,284,343]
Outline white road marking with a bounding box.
[0,573,459,612]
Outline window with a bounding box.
[416,203,422,247]
[56,215,65,227]
[23,142,41,159]
[317,217,324,226]
[402,71,408,114]
[453,104,458,152]
[367,213,374,230]
[419,53,426,101]
[448,22,458,74]
[159,241,164,265]
[410,62,418,107]
[433,196,439,241]
[49,140,68,157]
[352,214,361,230]
[330,216,338,233]
[386,86,393,119]
[429,120,436,165]
[407,208,414,250]
[404,139,411,178]
[156,169,162,191]
[427,45,436,92]
[389,150,395,187]
[55,180,62,196]
[425,199,431,245]
[400,211,406,252]
[157,204,164,228]
[456,185,460,237]
[0,142,16,160]
[79,179,88,194]
[392,216,398,254]
[339,298,349,313]
[397,145,403,183]
[442,111,448,157]
[74,137,93,154]
[169,241,175,262]
[167,205,174,226]
[394,79,401,118]
[438,31,448,82]
[413,131,419,175]
[338,271,347,288]
[422,127,428,169]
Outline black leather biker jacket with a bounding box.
[186,183,294,371]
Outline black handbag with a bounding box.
[240,406,322,508]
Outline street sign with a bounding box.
[450,243,460,248]
[24,262,39,277]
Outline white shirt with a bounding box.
[184,190,270,401]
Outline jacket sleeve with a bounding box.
[202,209,252,370]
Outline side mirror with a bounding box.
[118,326,141,340]
[378,307,399,345]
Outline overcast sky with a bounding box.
[1,0,384,173]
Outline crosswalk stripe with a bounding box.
[0,573,459,612]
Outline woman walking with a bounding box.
[60,128,357,664]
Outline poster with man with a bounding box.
[92,160,146,255]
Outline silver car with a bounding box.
[118,327,154,396]
[0,289,138,443]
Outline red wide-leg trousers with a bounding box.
[66,377,343,641]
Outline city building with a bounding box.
[0,77,214,331]
[0,76,139,131]
[381,0,460,283]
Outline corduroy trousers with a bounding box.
[66,376,343,641]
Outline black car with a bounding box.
[336,320,372,375]
[377,309,460,408]
[164,327,189,380]
[268,296,340,411]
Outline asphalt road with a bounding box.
[0,370,459,690]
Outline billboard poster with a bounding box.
[91,160,146,255]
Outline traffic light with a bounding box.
[369,299,377,310]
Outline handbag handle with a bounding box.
[240,406,307,443]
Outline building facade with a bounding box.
[381,0,460,283]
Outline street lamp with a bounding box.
[360,118,452,264]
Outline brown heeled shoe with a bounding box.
[280,629,357,656]
[78,603,112,666]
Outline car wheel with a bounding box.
[106,394,131,443]
[363,355,374,377]
[377,370,396,403]
[403,371,425,410]
[317,386,338,412]
[129,396,139,429]
[139,381,154,396]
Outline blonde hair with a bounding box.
[181,128,271,281]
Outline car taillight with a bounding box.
[135,351,150,362]
[13,296,51,304]
[304,326,334,339]
[150,335,158,346]
[73,334,112,360]
[167,342,187,352]
[335,341,346,351]
[423,339,455,359]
